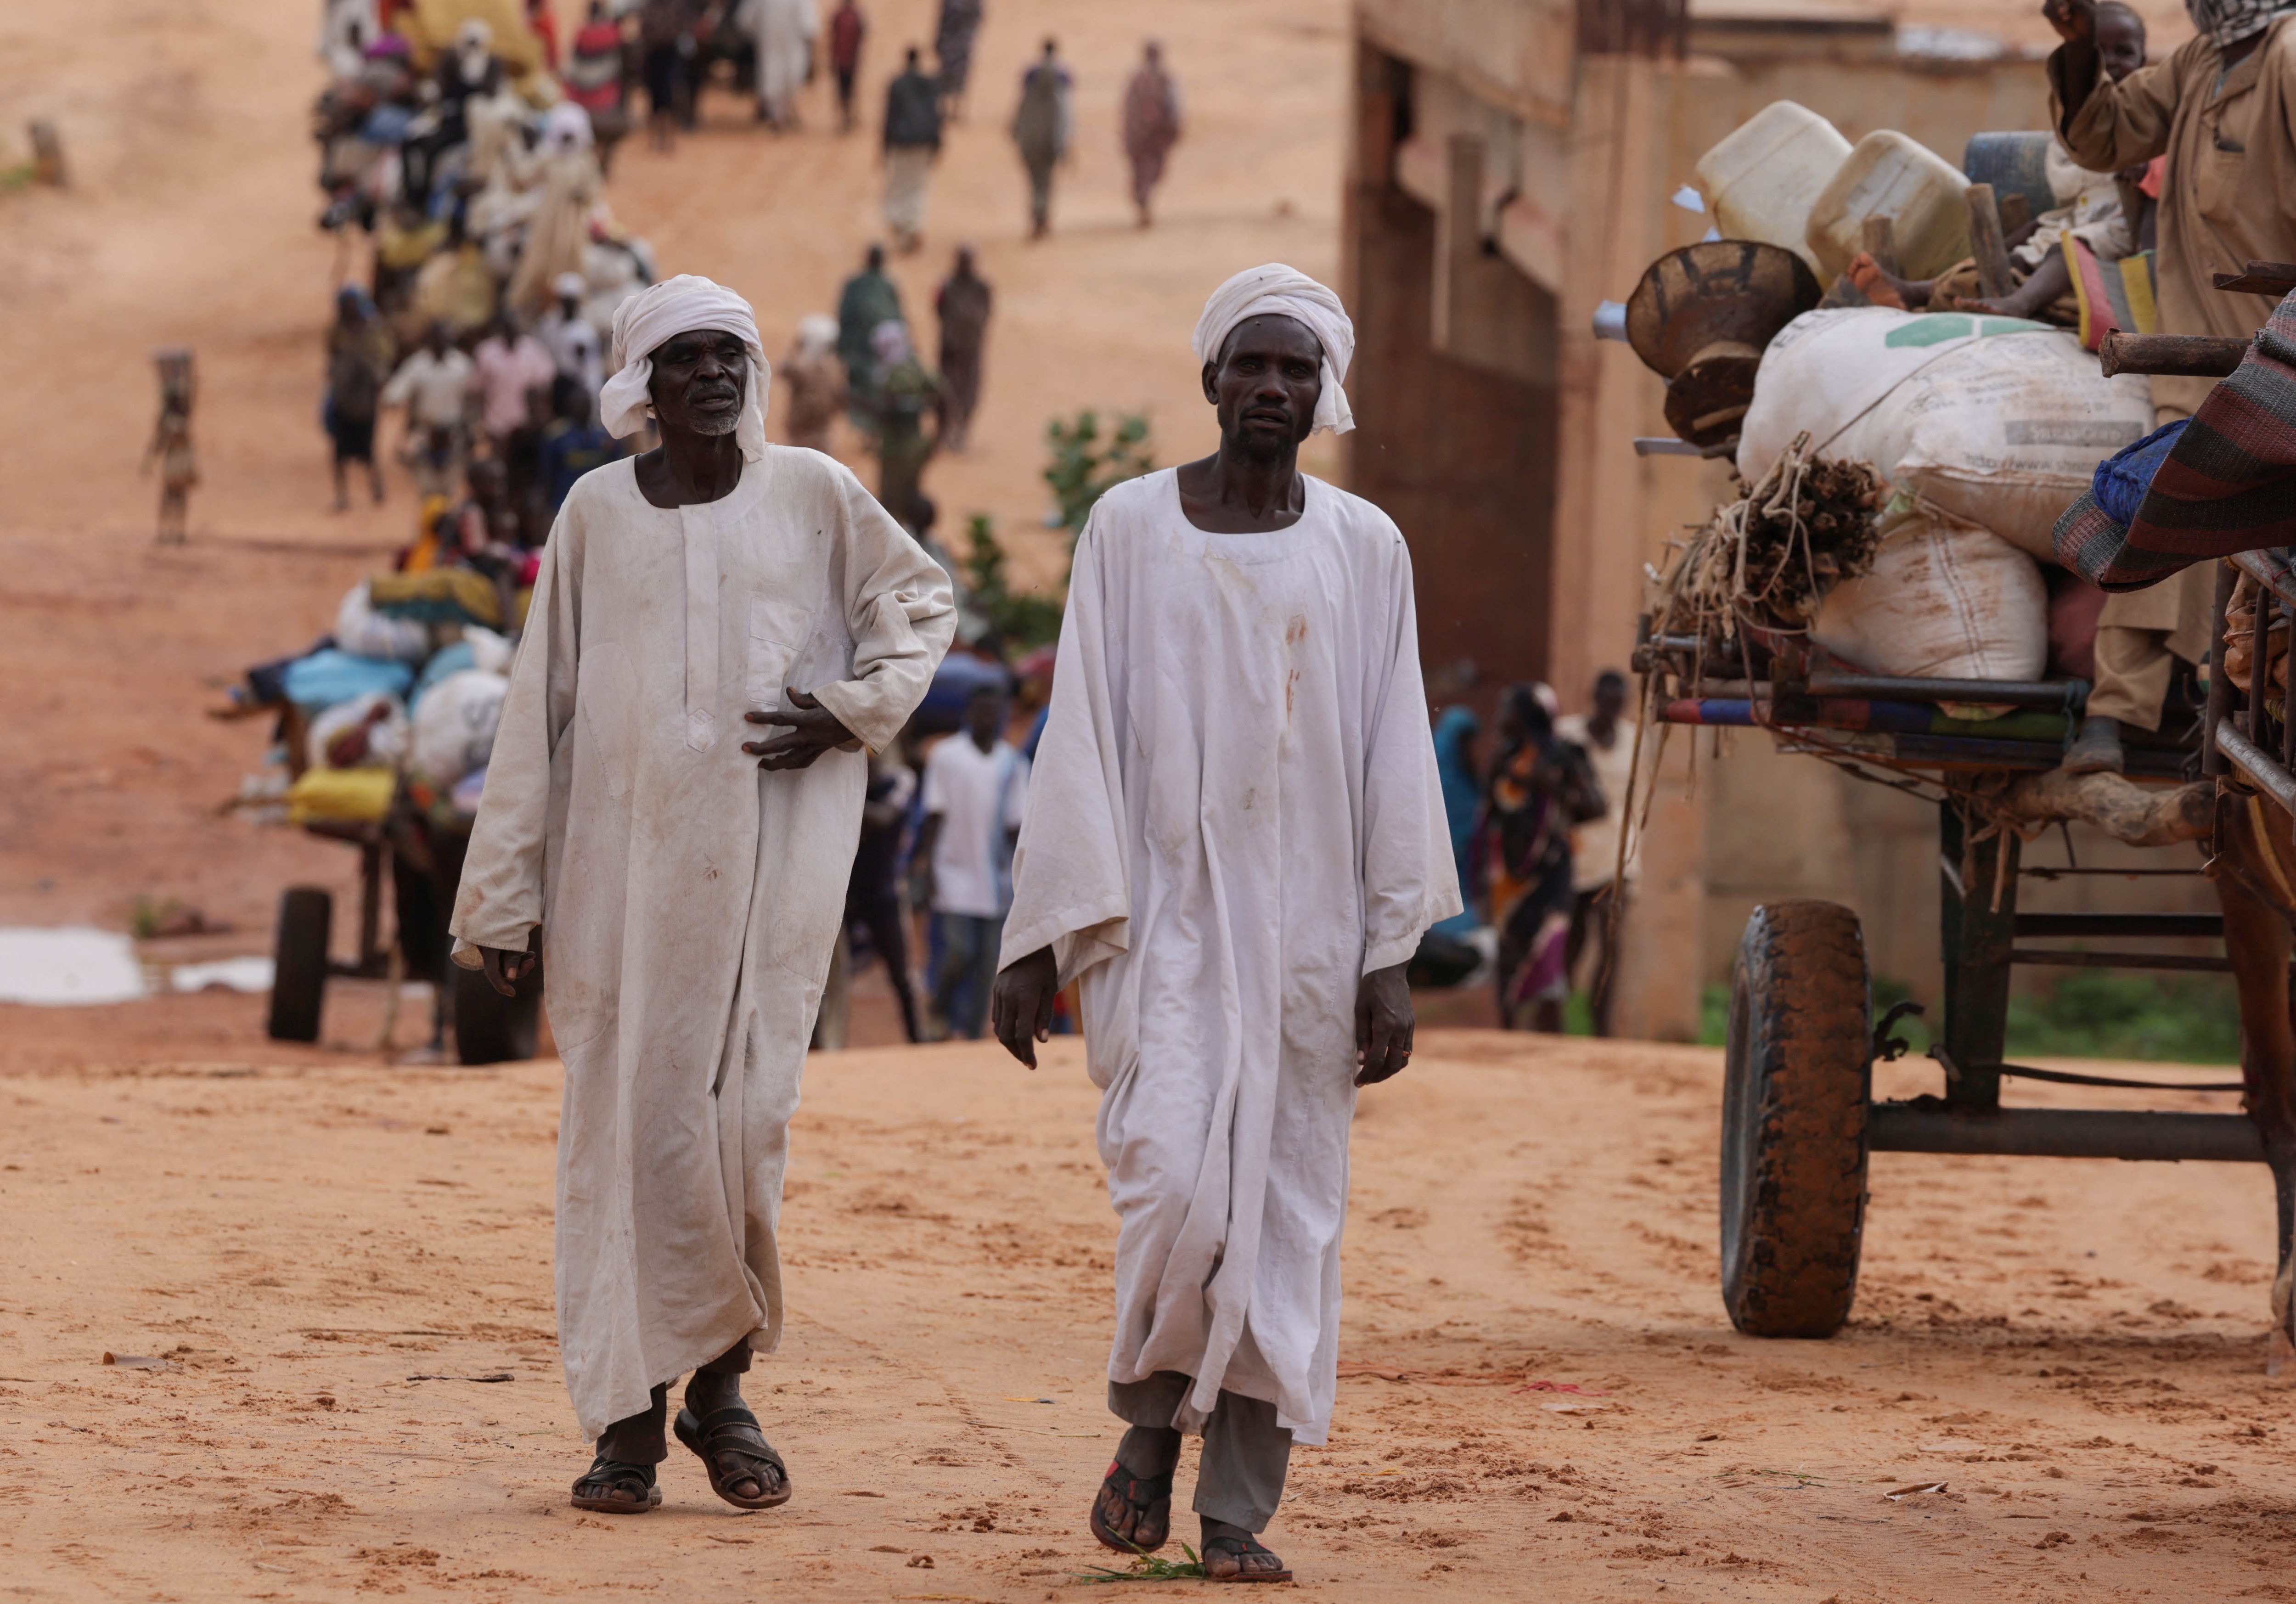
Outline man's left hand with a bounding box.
[1355,962,1414,1086]
[743,687,861,770]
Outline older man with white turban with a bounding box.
[450,274,954,1515]
[988,265,1458,1581]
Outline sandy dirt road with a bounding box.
[6,1030,2295,1602]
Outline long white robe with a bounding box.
[998,469,1459,1446]
[741,0,819,122]
[450,449,953,1437]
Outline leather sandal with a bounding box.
[1202,1533,1292,1583]
[673,1404,792,1510]
[1089,1459,1174,1553]
[570,1455,661,1514]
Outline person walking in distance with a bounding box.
[827,0,866,132]
[934,246,992,452]
[450,274,953,1517]
[778,314,846,452]
[917,685,1029,1040]
[933,0,982,118]
[1122,41,1182,229]
[1011,37,1072,239]
[988,265,1459,1581]
[882,46,944,253]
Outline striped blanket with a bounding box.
[2052,288,2296,591]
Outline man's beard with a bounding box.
[687,402,740,436]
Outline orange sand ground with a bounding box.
[5,1030,2295,1600]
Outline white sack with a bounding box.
[408,668,508,786]
[307,691,410,771]
[335,581,431,663]
[1811,503,2048,681]
[1740,308,2154,558]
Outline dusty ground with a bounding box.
[5,1030,2293,1601]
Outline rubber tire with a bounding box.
[266,886,333,1043]
[452,958,542,1065]
[1719,900,1872,1339]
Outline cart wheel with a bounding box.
[266,886,333,1043]
[1720,900,1872,1339]
[452,958,543,1065]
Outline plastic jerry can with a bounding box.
[1805,129,1973,282]
[1692,101,1851,276]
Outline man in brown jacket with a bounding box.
[2048,0,2295,772]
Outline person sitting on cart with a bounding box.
[2042,0,2296,774]
[448,275,955,1518]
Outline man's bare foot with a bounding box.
[1201,1518,1291,1582]
[1846,252,1914,310]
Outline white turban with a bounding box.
[1189,263,1356,436]
[599,274,770,461]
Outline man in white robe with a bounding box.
[989,265,1459,1582]
[741,0,819,129]
[450,275,953,1514]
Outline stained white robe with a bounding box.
[449,449,953,1437]
[998,469,1459,1446]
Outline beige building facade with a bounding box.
[1345,0,2211,1038]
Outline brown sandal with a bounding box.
[674,1404,792,1510]
[570,1456,661,1513]
[1089,1459,1174,1553]
[1203,1534,1292,1583]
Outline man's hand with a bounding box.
[478,946,538,999]
[2042,0,2095,45]
[1355,962,1414,1086]
[990,945,1059,1069]
[743,687,861,770]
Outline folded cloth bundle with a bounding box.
[370,568,503,628]
[2092,417,2190,525]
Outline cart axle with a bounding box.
[1870,1101,2263,1163]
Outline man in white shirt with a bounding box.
[380,321,477,499]
[539,271,606,396]
[1554,669,1637,1037]
[914,684,1029,1039]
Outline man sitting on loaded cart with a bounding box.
[2043,0,2296,772]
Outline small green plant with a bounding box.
[1046,410,1153,535]
[1072,1542,1208,1583]
[960,513,1064,649]
[130,896,184,941]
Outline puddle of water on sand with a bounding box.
[0,930,279,1005]
[0,927,148,1005]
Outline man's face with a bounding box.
[1594,678,1627,721]
[648,329,748,439]
[468,459,507,510]
[426,323,451,357]
[2096,13,2145,79]
[968,694,1006,748]
[1203,315,1322,460]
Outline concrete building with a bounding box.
[1346,0,2208,1037]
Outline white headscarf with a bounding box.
[1189,263,1356,435]
[599,274,770,461]
[797,313,838,357]
[2186,0,2296,46]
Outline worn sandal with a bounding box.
[1202,1534,1292,1583]
[570,1455,661,1514]
[673,1404,793,1510]
[1089,1459,1175,1553]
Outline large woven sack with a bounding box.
[1741,308,2154,558]
[1811,502,2047,681]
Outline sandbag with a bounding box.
[408,668,507,786]
[1811,503,2047,682]
[1740,308,2154,558]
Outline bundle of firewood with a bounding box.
[2223,570,2290,699]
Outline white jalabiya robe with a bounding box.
[999,469,1459,1446]
[450,449,953,1437]
[741,0,819,121]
